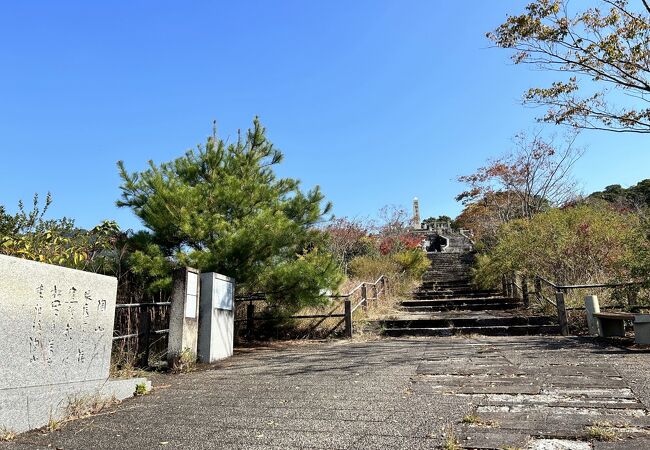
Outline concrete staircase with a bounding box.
[381,253,560,337]
[439,230,473,253]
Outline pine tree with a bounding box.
[117,118,342,309]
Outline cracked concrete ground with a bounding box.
[3,336,650,449]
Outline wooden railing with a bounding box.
[235,275,389,338]
[502,272,642,336]
[112,301,171,367]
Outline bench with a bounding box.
[593,312,650,344]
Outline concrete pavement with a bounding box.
[4,336,650,449]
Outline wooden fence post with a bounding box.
[534,276,542,304]
[137,305,151,367]
[522,275,529,308]
[584,295,601,335]
[246,302,255,337]
[344,299,353,338]
[627,289,638,308]
[361,283,368,311]
[555,291,569,336]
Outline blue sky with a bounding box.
[1,1,648,230]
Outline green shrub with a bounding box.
[473,204,645,289]
[392,249,429,279]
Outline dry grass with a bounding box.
[41,394,120,434]
[233,270,423,341]
[45,417,61,432]
[170,348,196,374]
[65,394,120,421]
[461,413,500,428]
[441,424,461,450]
[0,427,16,441]
[585,422,619,441]
[110,356,148,379]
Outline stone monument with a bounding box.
[0,254,149,434]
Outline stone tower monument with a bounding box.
[412,197,421,229]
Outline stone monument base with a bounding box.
[0,377,151,434]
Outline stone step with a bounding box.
[424,271,469,275]
[383,250,559,337]
[420,280,473,286]
[403,304,520,312]
[412,290,502,299]
[402,297,519,307]
[421,277,470,283]
[382,324,561,337]
[419,285,474,291]
[381,315,556,329]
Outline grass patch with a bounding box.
[41,394,120,434]
[461,413,499,427]
[66,394,119,421]
[46,417,61,432]
[462,414,481,424]
[170,348,196,374]
[585,423,618,441]
[134,382,149,396]
[0,427,16,442]
[441,424,461,450]
[110,357,148,379]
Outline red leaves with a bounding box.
[378,234,423,255]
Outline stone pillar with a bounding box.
[167,267,200,366]
[412,197,421,229]
[198,273,235,363]
[584,295,601,336]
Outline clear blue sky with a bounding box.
[1,1,648,230]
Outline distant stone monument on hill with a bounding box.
[411,197,421,230]
[409,198,473,253]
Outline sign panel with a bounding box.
[213,275,234,311]
[184,271,198,318]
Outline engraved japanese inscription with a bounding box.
[0,254,118,390]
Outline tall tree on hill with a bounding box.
[589,179,650,210]
[489,0,650,133]
[117,119,342,309]
[455,132,583,244]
